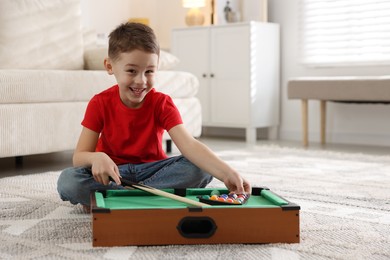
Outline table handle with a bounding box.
[177,216,217,238]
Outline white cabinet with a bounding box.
[171,22,280,142]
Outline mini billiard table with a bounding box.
[90,187,300,247]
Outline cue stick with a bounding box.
[110,177,209,207]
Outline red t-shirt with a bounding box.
[81,85,183,165]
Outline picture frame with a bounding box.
[212,0,268,25]
[212,0,241,25]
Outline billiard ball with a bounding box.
[210,190,220,196]
[210,195,219,200]
[220,194,228,199]
[228,193,238,199]
[217,197,226,202]
[236,197,244,203]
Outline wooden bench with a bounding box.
[287,76,390,146]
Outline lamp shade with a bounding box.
[182,0,206,8]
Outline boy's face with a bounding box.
[104,49,159,109]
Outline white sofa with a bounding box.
[0,0,201,159]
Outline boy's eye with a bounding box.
[146,70,155,74]
[127,69,136,74]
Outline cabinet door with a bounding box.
[210,26,250,125]
[172,28,211,123]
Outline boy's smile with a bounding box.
[105,49,159,109]
[129,87,146,97]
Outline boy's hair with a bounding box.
[108,22,160,61]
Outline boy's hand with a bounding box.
[224,175,251,195]
[91,152,121,186]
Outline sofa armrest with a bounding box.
[84,47,107,70]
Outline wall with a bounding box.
[269,0,390,146]
[81,0,210,49]
[81,0,131,37]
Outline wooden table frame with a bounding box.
[90,188,300,247]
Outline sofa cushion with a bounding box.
[154,71,199,98]
[0,70,198,104]
[0,0,84,70]
[83,47,107,71]
[159,50,180,70]
[0,70,116,104]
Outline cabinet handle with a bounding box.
[202,73,214,78]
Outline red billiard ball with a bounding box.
[218,197,226,202]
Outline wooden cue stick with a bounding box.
[130,183,209,207]
[112,177,209,207]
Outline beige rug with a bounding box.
[1,145,389,259]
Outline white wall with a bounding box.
[81,0,131,35]
[81,0,211,49]
[269,0,390,146]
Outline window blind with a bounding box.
[301,0,390,66]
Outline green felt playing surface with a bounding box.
[94,188,289,210]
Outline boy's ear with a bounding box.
[104,58,114,75]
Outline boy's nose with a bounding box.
[135,74,147,84]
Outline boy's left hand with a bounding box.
[224,176,251,194]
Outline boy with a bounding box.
[57,23,250,207]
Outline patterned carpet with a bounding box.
[1,145,389,259]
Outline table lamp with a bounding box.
[182,0,206,26]
[128,18,150,26]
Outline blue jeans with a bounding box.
[57,155,213,206]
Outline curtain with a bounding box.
[300,0,390,66]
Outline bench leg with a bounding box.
[320,100,326,145]
[301,99,308,147]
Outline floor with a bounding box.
[1,136,389,178]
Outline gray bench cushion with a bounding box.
[288,76,390,102]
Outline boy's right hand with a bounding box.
[91,152,121,186]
